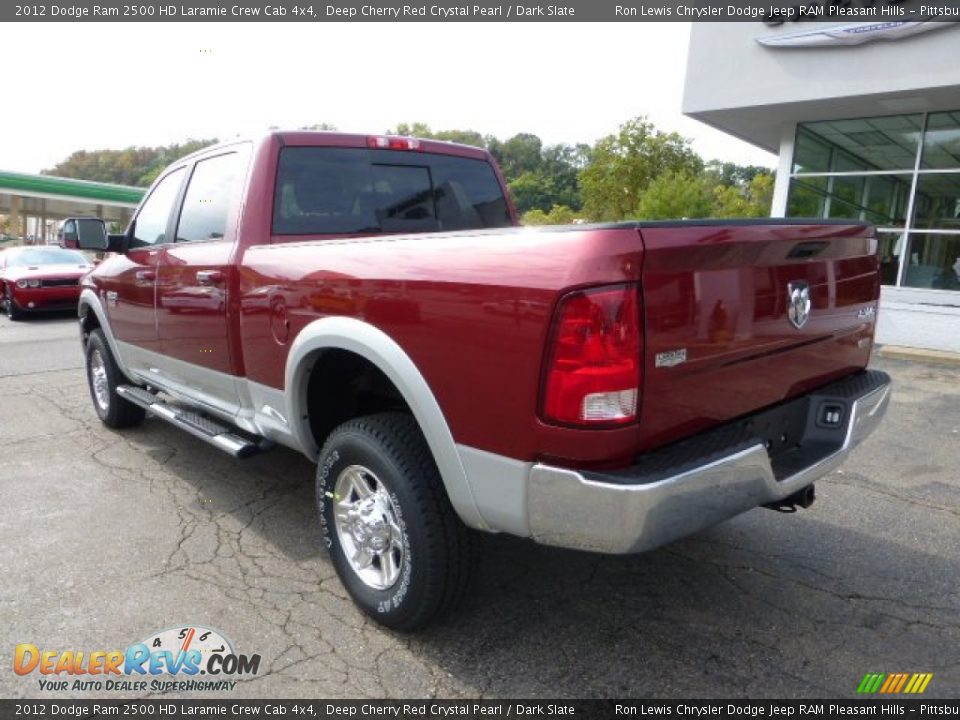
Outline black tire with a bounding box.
[4,285,24,321]
[85,329,146,428]
[316,412,476,631]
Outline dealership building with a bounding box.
[684,21,960,353]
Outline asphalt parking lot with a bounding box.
[1,313,959,700]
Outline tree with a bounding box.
[705,160,769,189]
[388,123,487,148]
[300,122,338,131]
[712,172,775,218]
[579,117,702,221]
[0,214,21,239]
[634,171,715,220]
[539,143,587,210]
[44,139,218,187]
[508,172,556,214]
[386,124,585,214]
[136,139,219,186]
[521,204,578,226]
[488,133,543,179]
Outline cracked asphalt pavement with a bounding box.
[1,314,959,700]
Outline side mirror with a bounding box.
[59,220,80,249]
[58,218,125,252]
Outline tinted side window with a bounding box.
[273,147,511,235]
[426,154,511,230]
[133,168,185,246]
[176,152,246,243]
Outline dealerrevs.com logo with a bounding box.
[14,626,260,692]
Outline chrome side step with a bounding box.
[117,385,269,458]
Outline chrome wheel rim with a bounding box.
[89,349,110,412]
[333,464,404,590]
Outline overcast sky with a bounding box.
[4,22,775,175]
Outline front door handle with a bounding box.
[196,270,224,286]
[135,270,155,282]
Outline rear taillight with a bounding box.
[541,284,641,427]
[367,135,421,151]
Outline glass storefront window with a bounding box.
[792,114,923,173]
[921,111,960,170]
[902,234,960,291]
[878,231,905,287]
[790,110,960,291]
[787,174,911,226]
[912,173,960,230]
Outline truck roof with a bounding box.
[184,131,492,164]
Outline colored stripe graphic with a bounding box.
[905,673,933,694]
[857,672,932,694]
[858,673,885,693]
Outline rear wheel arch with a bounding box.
[305,348,409,451]
[285,317,487,531]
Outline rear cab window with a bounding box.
[272,147,512,235]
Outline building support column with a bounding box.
[39,199,47,244]
[10,195,23,240]
[771,122,796,218]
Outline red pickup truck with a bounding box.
[63,131,891,630]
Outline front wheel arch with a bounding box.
[3,282,24,320]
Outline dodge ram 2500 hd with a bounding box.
[62,131,891,629]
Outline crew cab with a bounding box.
[62,131,891,629]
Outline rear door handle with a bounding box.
[196,270,224,286]
[135,270,155,282]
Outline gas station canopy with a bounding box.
[0,170,145,242]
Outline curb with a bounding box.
[877,345,960,367]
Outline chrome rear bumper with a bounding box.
[527,370,891,554]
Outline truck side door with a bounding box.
[153,148,249,409]
[102,167,186,358]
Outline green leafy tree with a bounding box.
[521,204,578,226]
[388,123,487,148]
[488,133,543,179]
[579,117,702,221]
[712,172,775,218]
[705,160,770,189]
[539,144,588,210]
[136,139,219,186]
[44,139,218,187]
[386,125,585,214]
[390,122,435,138]
[508,172,556,214]
[634,171,715,220]
[0,214,21,239]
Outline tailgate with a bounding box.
[637,220,879,452]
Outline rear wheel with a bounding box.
[3,285,24,321]
[316,412,476,631]
[85,329,146,428]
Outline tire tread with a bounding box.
[319,412,476,629]
[86,329,146,429]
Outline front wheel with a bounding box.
[85,329,146,428]
[316,412,476,631]
[3,285,24,321]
